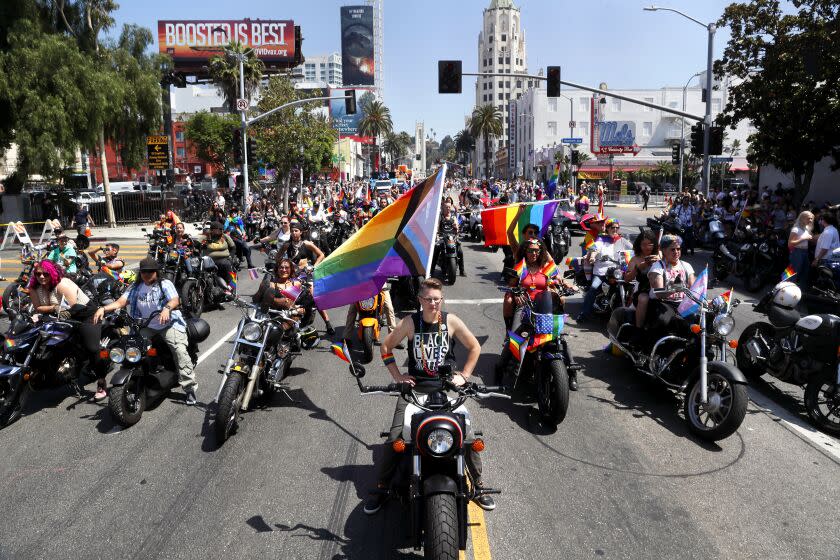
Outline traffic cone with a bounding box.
[84,226,92,237]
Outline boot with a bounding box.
[569,371,579,391]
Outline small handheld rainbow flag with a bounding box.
[248,268,260,280]
[540,261,559,279]
[101,267,119,281]
[781,265,796,282]
[508,331,526,362]
[229,271,237,291]
[623,251,632,266]
[720,288,732,309]
[513,258,528,282]
[330,341,351,364]
[4,338,16,350]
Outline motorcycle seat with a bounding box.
[768,305,800,328]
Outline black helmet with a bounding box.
[186,318,210,343]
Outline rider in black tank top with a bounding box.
[407,311,457,386]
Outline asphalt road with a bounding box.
[1,204,839,560]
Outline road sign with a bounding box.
[236,98,248,111]
[710,156,733,163]
[146,135,169,170]
[569,121,576,129]
[561,138,583,145]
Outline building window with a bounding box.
[505,57,510,64]
[516,79,522,88]
[498,57,503,64]
[498,93,503,100]
[176,147,186,158]
[498,81,503,88]
[489,35,493,43]
[483,82,487,90]
[175,131,184,142]
[505,93,510,100]
[579,97,588,111]
[644,97,654,112]
[501,34,507,41]
[505,81,510,88]
[611,98,621,112]
[547,122,557,136]
[548,98,557,112]
[712,98,722,112]
[579,121,589,136]
[642,122,653,136]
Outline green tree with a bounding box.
[382,131,410,168]
[208,41,265,113]
[454,129,475,167]
[469,105,502,179]
[185,111,241,180]
[654,161,676,183]
[358,98,393,171]
[715,0,840,204]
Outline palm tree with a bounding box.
[655,161,676,183]
[208,41,265,112]
[358,99,393,171]
[469,105,502,179]
[382,131,410,168]
[454,129,476,167]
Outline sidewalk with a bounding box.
[87,222,204,241]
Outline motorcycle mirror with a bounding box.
[350,363,366,379]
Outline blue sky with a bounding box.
[111,0,735,141]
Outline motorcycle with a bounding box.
[2,243,51,320]
[107,310,210,427]
[213,298,319,443]
[435,232,460,286]
[544,219,572,264]
[353,292,386,364]
[350,363,507,559]
[179,254,233,318]
[466,206,484,242]
[607,286,749,441]
[563,254,631,318]
[736,281,840,434]
[497,288,580,426]
[326,214,353,252]
[695,214,726,250]
[713,222,781,292]
[0,305,114,428]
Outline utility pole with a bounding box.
[237,53,250,212]
[701,24,716,197]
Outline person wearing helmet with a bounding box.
[93,257,198,405]
[576,218,633,322]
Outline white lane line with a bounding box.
[446,298,504,304]
[749,388,840,465]
[196,327,238,365]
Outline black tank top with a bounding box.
[407,311,457,383]
[284,241,316,264]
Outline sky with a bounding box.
[111,0,737,141]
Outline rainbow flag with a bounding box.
[4,338,16,349]
[781,265,796,282]
[508,331,526,362]
[513,258,528,282]
[313,166,446,310]
[280,283,302,301]
[546,162,560,198]
[229,271,237,291]
[583,237,596,252]
[101,267,119,281]
[330,341,351,364]
[540,261,559,279]
[720,288,732,306]
[677,266,708,318]
[622,251,632,266]
[528,333,555,352]
[480,200,560,247]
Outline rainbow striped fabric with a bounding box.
[280,283,302,301]
[546,162,560,198]
[583,237,596,252]
[677,266,708,318]
[540,261,559,279]
[330,341,351,364]
[480,200,560,247]
[101,267,119,281]
[508,331,526,362]
[313,166,446,310]
[720,288,732,308]
[781,265,796,282]
[229,271,237,291]
[513,258,528,282]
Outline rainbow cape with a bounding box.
[513,259,528,282]
[781,265,796,282]
[508,331,526,362]
[677,266,708,318]
[480,200,560,247]
[313,166,446,310]
[330,341,351,364]
[546,162,560,199]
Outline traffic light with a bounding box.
[247,136,257,163]
[571,150,580,165]
[709,126,724,155]
[690,122,705,156]
[345,89,357,115]
[438,60,462,94]
[671,143,681,164]
[232,129,243,165]
[547,66,561,98]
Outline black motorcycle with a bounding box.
[737,281,840,435]
[695,214,726,250]
[435,232,461,285]
[107,311,210,427]
[179,255,233,318]
[713,221,781,292]
[325,214,353,253]
[213,298,319,443]
[607,286,749,441]
[350,363,507,559]
[545,214,573,264]
[562,255,630,318]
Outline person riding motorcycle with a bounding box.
[363,277,495,514]
[645,234,696,339]
[47,233,78,276]
[202,221,236,293]
[224,207,255,270]
[623,228,660,330]
[576,218,633,322]
[431,201,466,277]
[252,258,306,326]
[87,242,124,273]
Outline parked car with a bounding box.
[71,191,105,205]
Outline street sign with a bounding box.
[236,98,249,111]
[146,135,169,170]
[710,156,733,163]
[561,138,583,145]
[569,121,576,129]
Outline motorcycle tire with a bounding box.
[180,279,204,319]
[746,274,763,294]
[804,371,840,436]
[424,493,459,560]
[361,326,375,365]
[2,282,24,320]
[735,323,775,380]
[215,373,245,443]
[109,377,147,427]
[683,366,748,441]
[0,382,30,428]
[537,360,570,426]
[443,257,457,286]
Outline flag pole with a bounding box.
[423,164,448,279]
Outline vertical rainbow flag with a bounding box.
[508,331,526,362]
[546,162,560,199]
[677,266,708,318]
[583,236,596,252]
[480,200,560,247]
[513,258,528,282]
[781,265,796,282]
[330,341,352,364]
[229,271,237,291]
[720,288,732,308]
[540,261,559,279]
[313,166,446,310]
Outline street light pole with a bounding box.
[237,53,250,212]
[680,71,704,192]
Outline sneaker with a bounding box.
[93,386,108,401]
[185,391,197,406]
[363,490,387,515]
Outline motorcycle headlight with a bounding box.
[242,322,263,342]
[109,347,125,363]
[169,250,179,259]
[189,257,200,267]
[612,268,623,280]
[426,429,455,455]
[125,346,142,363]
[713,314,735,336]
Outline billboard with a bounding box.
[329,88,375,144]
[158,20,296,72]
[340,6,375,86]
[590,97,640,155]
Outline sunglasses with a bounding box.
[526,248,541,254]
[35,271,48,277]
[419,296,443,304]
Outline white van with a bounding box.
[97,181,136,195]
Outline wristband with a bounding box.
[381,352,396,366]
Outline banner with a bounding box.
[340,6,375,86]
[329,88,375,144]
[158,20,296,72]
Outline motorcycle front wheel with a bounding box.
[804,371,840,436]
[537,360,570,426]
[684,369,748,441]
[2,282,26,320]
[443,257,457,286]
[424,493,459,560]
[215,373,244,443]
[180,279,204,318]
[109,377,146,427]
[0,381,30,428]
[361,326,375,364]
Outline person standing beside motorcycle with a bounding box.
[29,260,109,399]
[788,211,814,289]
[87,243,124,273]
[364,277,495,514]
[48,233,78,275]
[623,229,660,329]
[431,201,466,277]
[576,218,633,322]
[202,222,236,293]
[93,257,197,405]
[224,207,255,270]
[813,212,839,267]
